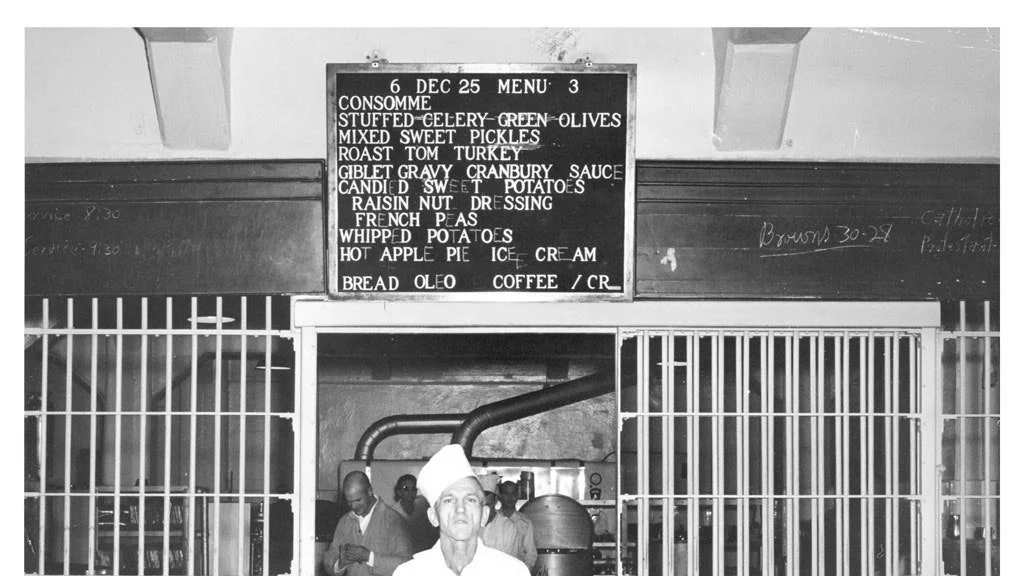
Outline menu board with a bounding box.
[326,63,635,300]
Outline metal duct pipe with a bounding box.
[354,414,467,462]
[452,370,613,456]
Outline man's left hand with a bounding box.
[343,544,371,563]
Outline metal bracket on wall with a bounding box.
[366,51,389,67]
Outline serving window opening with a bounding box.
[315,332,619,575]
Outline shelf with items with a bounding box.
[98,530,188,539]
[93,487,205,576]
[583,499,620,576]
[250,500,265,576]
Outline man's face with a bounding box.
[498,483,519,512]
[344,483,375,517]
[397,477,417,505]
[428,476,486,542]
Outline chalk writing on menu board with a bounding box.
[328,65,635,298]
[755,206,998,259]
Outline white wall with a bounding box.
[25,27,999,162]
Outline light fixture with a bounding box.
[255,355,292,371]
[187,315,236,325]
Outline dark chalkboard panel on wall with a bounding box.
[326,63,636,300]
[25,161,326,296]
[635,162,999,300]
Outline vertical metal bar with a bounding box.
[767,332,776,576]
[859,335,868,576]
[719,333,726,576]
[64,298,74,575]
[187,299,198,576]
[164,298,173,576]
[843,333,853,576]
[909,333,919,574]
[297,325,318,576]
[238,297,248,576]
[738,334,749,576]
[114,299,124,576]
[790,332,798,573]
[786,335,796,576]
[884,335,893,576]
[263,296,272,576]
[983,302,992,576]
[665,334,674,576]
[139,298,149,576]
[212,297,224,576]
[615,330,623,576]
[88,299,98,576]
[637,333,648,576]
[688,333,697,576]
[958,302,966,576]
[720,332,729,573]
[813,334,822,576]
[868,333,877,576]
[833,334,842,576]
[718,333,725,576]
[892,335,901,576]
[762,334,771,576]
[39,298,50,576]
[918,327,940,576]
[716,332,724,573]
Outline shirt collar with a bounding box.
[418,538,491,564]
[355,495,379,520]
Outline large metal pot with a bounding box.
[520,495,594,576]
[533,549,593,576]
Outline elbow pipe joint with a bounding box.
[354,414,467,462]
[452,370,613,456]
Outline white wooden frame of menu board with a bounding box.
[326,62,636,301]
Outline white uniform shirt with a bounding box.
[357,498,378,533]
[393,540,530,576]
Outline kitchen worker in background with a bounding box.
[497,480,537,570]
[324,471,413,576]
[391,473,439,552]
[393,444,529,576]
[478,473,518,558]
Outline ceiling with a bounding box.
[24,27,999,162]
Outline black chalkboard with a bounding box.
[635,162,999,300]
[25,161,326,296]
[326,63,635,299]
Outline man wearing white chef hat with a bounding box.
[393,444,529,576]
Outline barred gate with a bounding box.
[617,328,928,576]
[939,302,1000,576]
[24,296,297,576]
[616,301,999,576]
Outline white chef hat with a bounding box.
[418,444,476,507]
[478,472,500,494]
